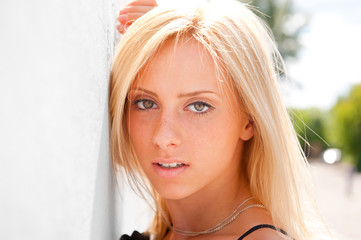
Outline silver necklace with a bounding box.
[172,197,265,237]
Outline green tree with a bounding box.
[239,0,307,60]
[290,108,328,158]
[329,84,361,170]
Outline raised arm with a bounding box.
[117,0,158,34]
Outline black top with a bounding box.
[120,224,289,240]
[120,231,150,240]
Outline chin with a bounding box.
[153,184,194,201]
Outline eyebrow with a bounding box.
[177,90,218,98]
[129,88,219,98]
[129,87,158,97]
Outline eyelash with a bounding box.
[131,99,215,115]
[186,101,214,115]
[132,99,158,111]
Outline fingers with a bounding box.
[118,6,155,23]
[118,12,144,24]
[117,12,147,34]
[116,0,157,34]
[127,0,158,7]
[117,12,144,34]
[119,5,155,16]
[117,24,129,34]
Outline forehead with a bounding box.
[154,37,215,71]
[133,37,222,93]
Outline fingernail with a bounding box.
[118,9,127,15]
[117,24,125,34]
[118,14,127,23]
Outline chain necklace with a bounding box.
[172,197,265,237]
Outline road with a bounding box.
[310,160,361,240]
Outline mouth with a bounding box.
[156,162,185,169]
[152,159,189,178]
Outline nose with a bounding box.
[153,112,181,149]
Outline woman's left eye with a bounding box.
[186,101,214,114]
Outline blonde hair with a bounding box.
[110,1,331,240]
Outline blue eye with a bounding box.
[133,99,157,110]
[187,101,213,113]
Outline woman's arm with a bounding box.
[117,0,158,34]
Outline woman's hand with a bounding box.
[117,0,158,34]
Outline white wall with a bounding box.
[0,0,126,239]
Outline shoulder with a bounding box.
[120,231,150,240]
[239,225,292,240]
[236,207,292,240]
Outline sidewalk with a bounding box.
[310,160,361,240]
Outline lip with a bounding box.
[152,158,189,179]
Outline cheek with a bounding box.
[127,113,152,157]
[183,112,241,157]
[182,115,218,143]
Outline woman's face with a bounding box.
[127,38,254,200]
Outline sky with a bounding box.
[284,0,361,110]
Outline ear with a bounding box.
[239,117,254,141]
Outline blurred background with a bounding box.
[279,0,361,239]
[0,0,360,239]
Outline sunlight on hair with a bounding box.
[158,0,206,8]
[158,0,232,11]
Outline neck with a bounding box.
[165,172,251,234]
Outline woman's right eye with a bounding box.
[133,99,158,110]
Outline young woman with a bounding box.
[110,1,331,239]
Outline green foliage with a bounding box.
[238,0,308,60]
[289,85,361,169]
[290,108,328,158]
[328,84,361,170]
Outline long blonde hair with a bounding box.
[110,1,330,239]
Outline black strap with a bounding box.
[238,224,288,240]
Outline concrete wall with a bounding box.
[0,0,126,239]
